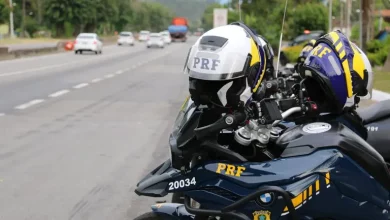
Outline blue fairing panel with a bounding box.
[180,149,390,219]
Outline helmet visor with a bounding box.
[184,45,250,81]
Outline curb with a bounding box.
[0,36,118,61]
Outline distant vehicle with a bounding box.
[168,17,188,42]
[74,33,103,55]
[161,31,171,44]
[117,32,135,46]
[139,30,150,42]
[279,30,325,66]
[287,30,325,46]
[147,33,165,48]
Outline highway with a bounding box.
[0,39,193,219]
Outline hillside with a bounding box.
[144,0,219,24]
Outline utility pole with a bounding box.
[9,0,15,38]
[328,0,333,32]
[340,0,344,33]
[346,0,351,37]
[361,0,371,51]
[21,0,26,37]
[359,6,363,48]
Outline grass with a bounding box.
[373,69,390,93]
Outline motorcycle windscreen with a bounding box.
[170,96,201,148]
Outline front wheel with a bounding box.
[133,212,165,220]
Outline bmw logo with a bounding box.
[257,192,275,206]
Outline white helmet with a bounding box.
[184,22,268,108]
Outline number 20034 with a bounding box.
[168,177,196,190]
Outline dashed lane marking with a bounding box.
[48,89,69,98]
[15,99,45,110]
[73,83,89,89]
[91,78,102,83]
[116,70,123,75]
[104,74,115,78]
[0,113,5,116]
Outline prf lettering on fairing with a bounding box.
[216,163,246,177]
[311,45,332,58]
[193,57,220,70]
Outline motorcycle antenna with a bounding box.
[275,0,289,79]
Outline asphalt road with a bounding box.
[0,39,193,220]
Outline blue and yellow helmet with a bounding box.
[300,30,369,112]
[297,39,316,63]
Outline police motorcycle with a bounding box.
[273,46,390,163]
[134,81,390,220]
[134,26,390,219]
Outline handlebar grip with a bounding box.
[194,111,246,140]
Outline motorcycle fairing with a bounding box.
[135,159,182,197]
[136,148,390,219]
[149,203,194,220]
[365,117,390,162]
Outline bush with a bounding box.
[367,39,390,66]
[25,17,40,37]
[281,43,305,63]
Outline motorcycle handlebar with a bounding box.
[194,111,246,140]
[272,106,302,126]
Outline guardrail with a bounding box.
[0,36,118,61]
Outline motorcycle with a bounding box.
[133,92,390,220]
[274,65,390,163]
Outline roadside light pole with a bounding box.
[328,0,333,32]
[9,0,15,38]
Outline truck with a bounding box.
[168,17,188,42]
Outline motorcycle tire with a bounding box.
[171,192,185,203]
[133,212,165,220]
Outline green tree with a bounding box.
[287,3,328,39]
[0,0,10,24]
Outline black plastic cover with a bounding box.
[260,99,282,123]
[200,36,228,48]
[279,99,297,111]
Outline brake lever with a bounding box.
[194,111,246,140]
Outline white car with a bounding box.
[161,31,171,45]
[138,30,150,42]
[147,33,165,48]
[74,33,103,55]
[118,32,135,46]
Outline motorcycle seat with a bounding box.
[357,100,390,124]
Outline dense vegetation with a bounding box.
[145,0,219,28]
[201,0,390,66]
[0,0,175,38]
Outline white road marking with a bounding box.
[15,99,45,110]
[48,89,69,98]
[73,83,89,89]
[116,70,123,75]
[91,78,102,83]
[105,74,115,78]
[0,46,141,77]
[0,113,5,116]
